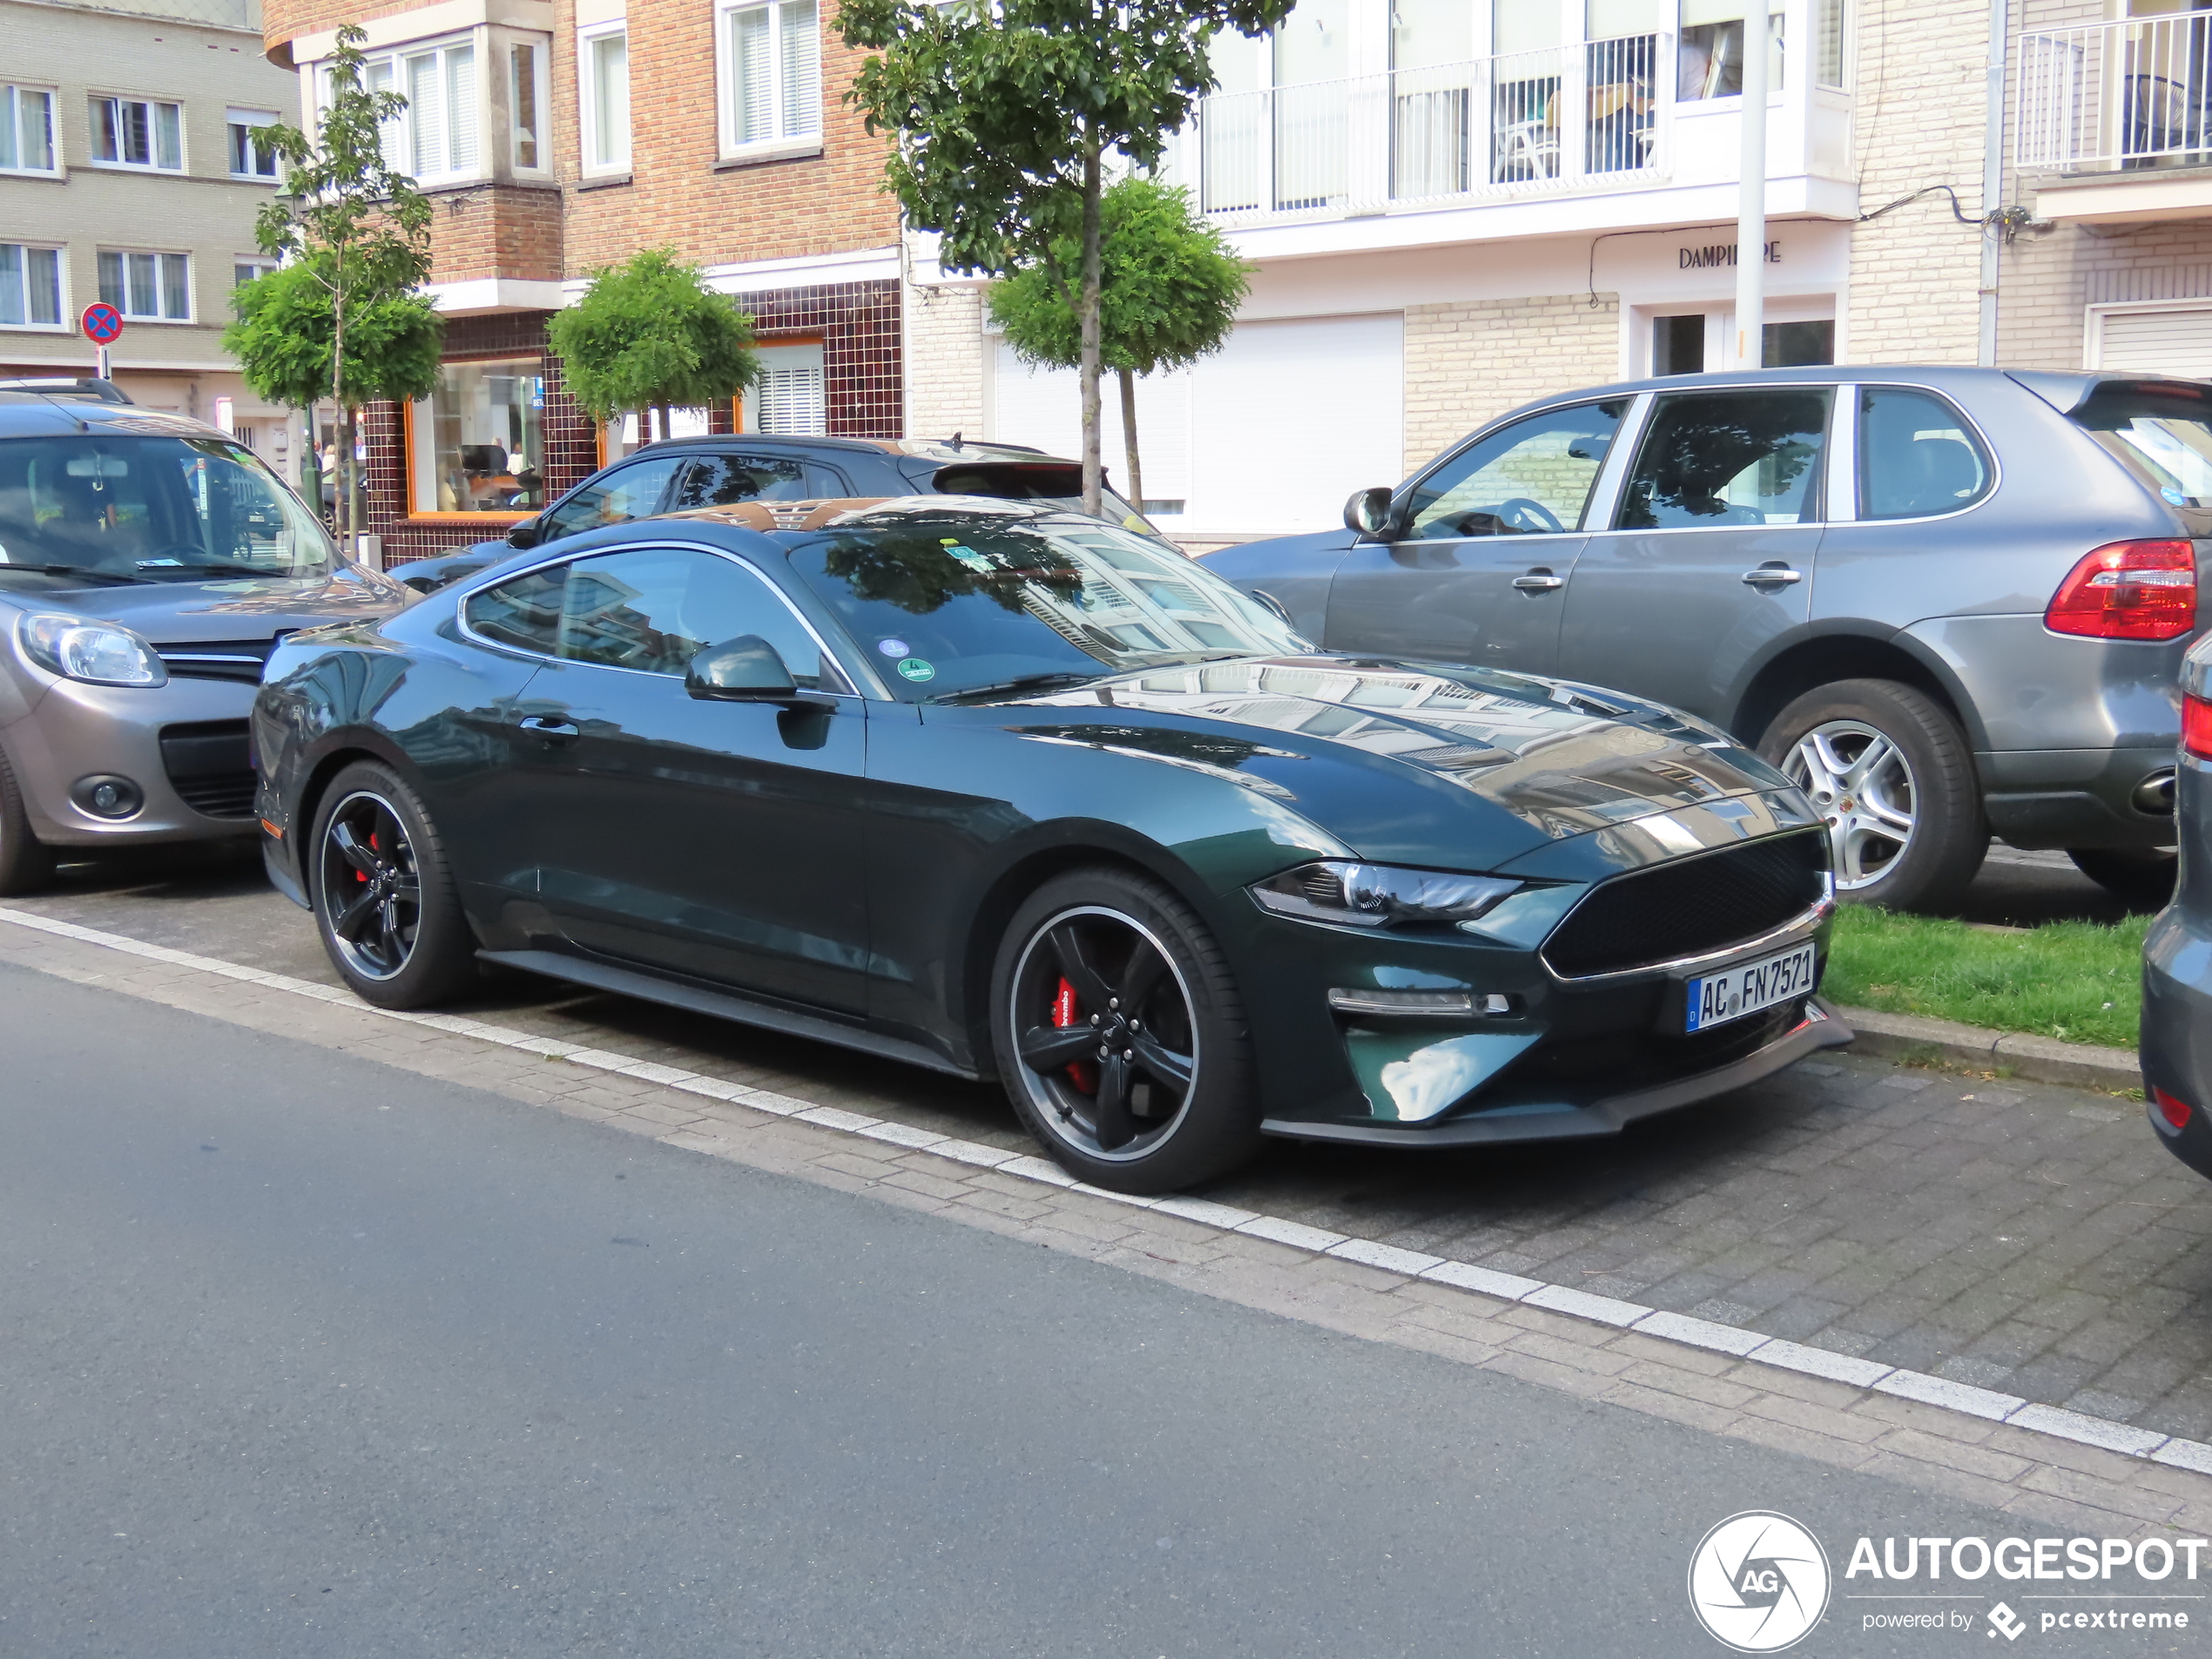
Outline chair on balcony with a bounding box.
[1493,78,1560,183]
[2123,72,2197,165]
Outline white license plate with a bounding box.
[1684,943,1817,1033]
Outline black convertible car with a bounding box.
[253,496,1849,1192]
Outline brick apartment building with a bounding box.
[261,0,901,564]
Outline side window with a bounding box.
[1858,388,1992,519]
[464,563,567,655]
[1403,401,1626,540]
[1616,389,1831,529]
[668,453,811,509]
[537,455,683,542]
[804,462,849,498]
[556,547,851,690]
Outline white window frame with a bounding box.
[89,91,185,172]
[741,341,827,435]
[0,241,67,330]
[714,0,822,163]
[352,32,484,186]
[226,107,280,180]
[233,255,280,288]
[577,21,632,176]
[503,34,552,177]
[0,84,59,177]
[98,247,192,323]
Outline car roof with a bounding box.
[618,433,1069,465]
[0,395,226,441]
[1501,362,2212,418]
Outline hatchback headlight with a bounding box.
[1251,861,1520,930]
[19,613,168,686]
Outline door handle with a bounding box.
[516,714,580,744]
[1742,565,1804,586]
[1512,570,1567,592]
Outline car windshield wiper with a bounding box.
[0,563,145,586]
[933,670,1103,701]
[133,561,282,578]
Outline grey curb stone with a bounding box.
[1839,1004,2139,1092]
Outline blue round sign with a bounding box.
[80,303,124,345]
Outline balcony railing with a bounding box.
[1170,33,1669,223]
[2019,14,2212,173]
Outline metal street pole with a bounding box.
[1735,1,1769,368]
[96,345,110,381]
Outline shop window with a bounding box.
[0,85,57,175]
[91,94,183,171]
[1653,314,1706,374]
[411,358,547,515]
[98,250,190,321]
[359,39,479,182]
[1763,319,1834,367]
[742,342,827,435]
[509,42,543,171]
[0,243,64,327]
[580,26,631,173]
[227,109,280,179]
[1677,2,1783,99]
[719,0,820,152]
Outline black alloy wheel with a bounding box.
[309,761,478,1008]
[991,867,1259,1194]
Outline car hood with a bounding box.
[968,654,1816,876]
[0,568,404,643]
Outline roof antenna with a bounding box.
[950,431,962,449]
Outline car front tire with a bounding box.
[989,866,1261,1194]
[0,745,55,896]
[307,760,480,1008]
[1760,678,1986,912]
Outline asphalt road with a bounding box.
[0,961,2026,1657]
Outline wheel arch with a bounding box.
[1730,625,1988,753]
[291,732,419,878]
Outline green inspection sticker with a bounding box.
[896,658,935,683]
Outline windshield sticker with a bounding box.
[939,538,994,571]
[897,657,936,683]
[877,637,911,657]
[137,558,183,567]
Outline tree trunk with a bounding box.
[1116,365,1142,516]
[339,403,360,539]
[1078,128,1104,520]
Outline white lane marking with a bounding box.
[0,900,2194,1472]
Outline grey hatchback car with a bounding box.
[1210,366,2208,911]
[0,394,404,892]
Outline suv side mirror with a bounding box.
[1345,487,1396,539]
[686,635,799,702]
[507,516,542,550]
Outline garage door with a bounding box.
[989,313,1403,538]
[2095,304,2212,377]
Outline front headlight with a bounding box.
[1251,861,1520,931]
[19,613,168,687]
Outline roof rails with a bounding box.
[0,377,134,404]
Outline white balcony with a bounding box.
[2019,13,2212,224]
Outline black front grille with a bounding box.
[1541,829,1828,979]
[159,720,256,820]
[153,637,278,683]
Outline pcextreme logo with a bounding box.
[1689,1511,1832,1653]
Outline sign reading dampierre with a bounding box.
[1680,240,1783,269]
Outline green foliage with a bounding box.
[548,249,762,426]
[226,256,442,410]
[1823,905,2147,1049]
[987,179,1249,377]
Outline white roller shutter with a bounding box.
[988,343,1191,509]
[2094,305,2212,377]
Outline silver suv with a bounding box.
[1210,366,2206,910]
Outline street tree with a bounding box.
[987,177,1249,511]
[840,0,1291,516]
[232,22,441,536]
[548,249,761,446]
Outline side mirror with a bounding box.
[507,517,542,550]
[686,634,799,702]
[1344,486,1396,539]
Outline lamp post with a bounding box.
[1735,1,1770,368]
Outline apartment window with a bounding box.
[0,244,64,327]
[719,0,820,151]
[1812,0,1844,88]
[742,342,826,435]
[234,257,278,287]
[580,27,631,172]
[91,94,184,170]
[1677,2,1782,99]
[509,42,542,170]
[0,85,57,174]
[411,358,547,514]
[98,250,191,321]
[361,39,479,181]
[227,108,280,178]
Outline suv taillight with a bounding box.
[2188,692,2212,760]
[2046,540,2197,640]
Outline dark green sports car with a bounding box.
[253,496,1849,1193]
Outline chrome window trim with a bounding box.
[1537,878,1837,987]
[1600,384,1839,536]
[1844,381,2003,527]
[454,538,879,700]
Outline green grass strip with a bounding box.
[1823,905,2146,1050]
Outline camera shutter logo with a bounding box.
[1688,1511,1831,1652]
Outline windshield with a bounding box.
[0,433,334,582]
[2074,386,2212,508]
[786,509,1309,699]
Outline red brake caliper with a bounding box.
[1053,976,1097,1093]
